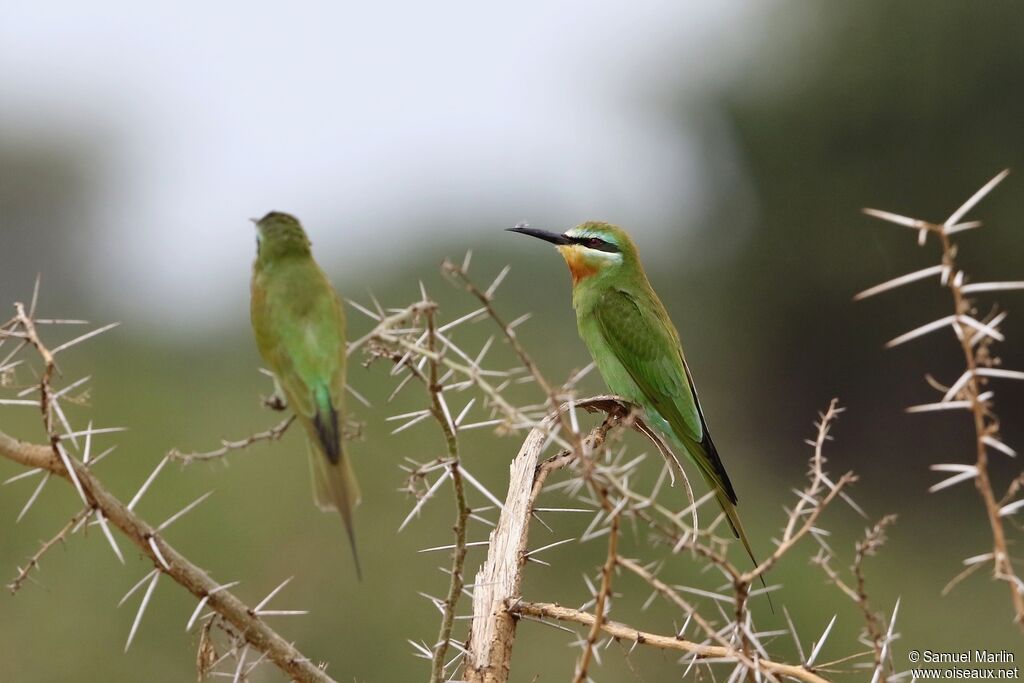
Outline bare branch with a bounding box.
[510,601,831,683]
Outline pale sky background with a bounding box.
[0,1,769,329]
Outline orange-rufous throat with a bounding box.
[557,245,602,284]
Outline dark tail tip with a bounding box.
[351,546,363,582]
[342,515,362,581]
[313,402,341,465]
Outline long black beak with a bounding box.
[506,224,571,246]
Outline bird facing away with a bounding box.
[250,211,361,577]
[507,221,764,577]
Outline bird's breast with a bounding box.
[576,313,643,404]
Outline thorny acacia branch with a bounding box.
[461,387,876,682]
[168,415,295,464]
[462,397,641,683]
[572,512,618,683]
[7,506,91,593]
[4,240,918,683]
[814,514,898,679]
[0,300,337,683]
[860,169,1024,626]
[509,602,831,683]
[424,304,472,683]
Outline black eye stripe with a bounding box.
[572,236,620,253]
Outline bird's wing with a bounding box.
[592,287,737,504]
[256,271,347,423]
[593,288,765,598]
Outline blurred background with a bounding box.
[2,1,1023,680]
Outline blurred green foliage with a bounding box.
[3,1,1024,681]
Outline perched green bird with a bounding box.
[507,221,764,578]
[250,211,361,576]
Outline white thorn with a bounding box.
[254,609,308,616]
[418,540,489,553]
[438,307,487,333]
[907,400,972,413]
[29,273,42,317]
[957,315,1005,342]
[96,510,125,563]
[861,208,930,230]
[127,456,169,511]
[51,322,121,355]
[391,411,432,434]
[344,382,372,408]
[943,220,983,236]
[783,606,806,662]
[854,265,945,301]
[253,576,293,613]
[232,644,249,683]
[999,499,1024,517]
[806,614,837,666]
[17,472,51,522]
[124,571,160,652]
[870,598,900,683]
[157,490,214,532]
[526,537,576,557]
[457,465,504,511]
[148,535,170,569]
[454,398,476,427]
[119,569,159,607]
[928,464,979,492]
[82,420,94,464]
[398,471,450,532]
[885,315,956,348]
[961,281,1024,294]
[982,435,1016,458]
[941,369,974,402]
[945,168,1010,226]
[186,581,240,631]
[55,443,89,507]
[4,467,43,486]
[436,393,457,434]
[484,265,511,299]
[963,552,994,566]
[345,298,382,321]
[976,368,1024,381]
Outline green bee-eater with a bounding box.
[508,221,763,575]
[250,211,361,576]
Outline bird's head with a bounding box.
[506,221,638,284]
[251,211,312,260]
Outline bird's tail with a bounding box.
[675,424,773,613]
[713,488,773,613]
[308,438,362,578]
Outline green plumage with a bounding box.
[250,211,361,576]
[509,221,765,588]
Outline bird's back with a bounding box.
[251,255,347,412]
